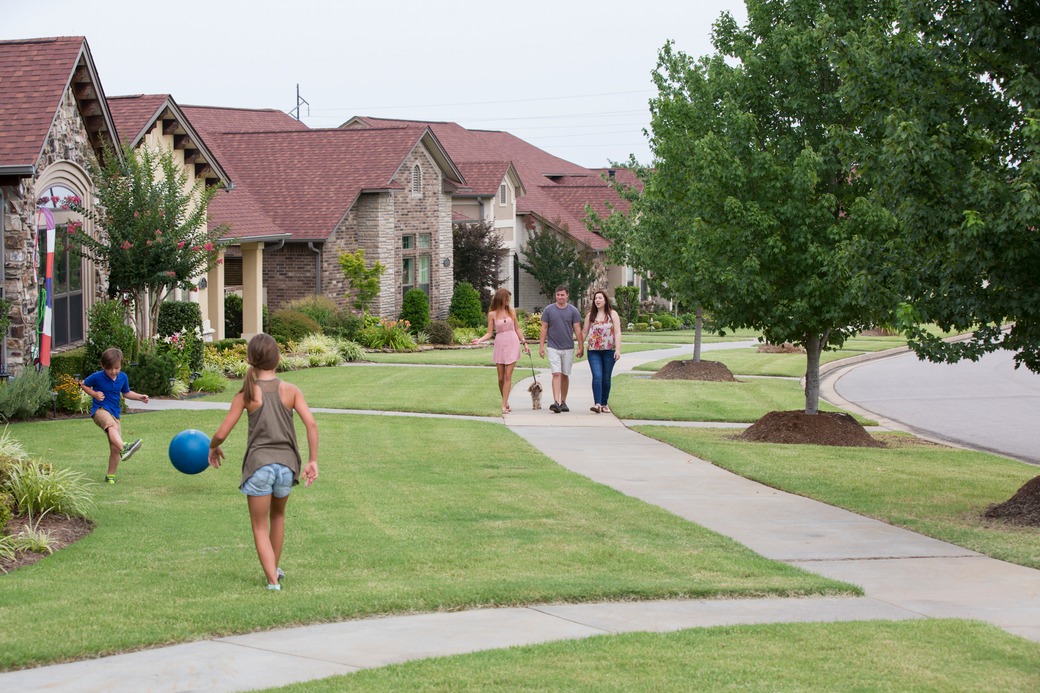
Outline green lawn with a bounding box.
[260,620,1040,692]
[362,340,672,366]
[622,328,761,344]
[0,411,850,670]
[608,374,876,424]
[634,426,1040,569]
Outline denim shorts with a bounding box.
[241,463,294,498]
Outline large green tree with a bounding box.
[452,220,506,309]
[69,144,227,341]
[841,1,1040,372]
[612,1,903,414]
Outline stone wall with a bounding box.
[3,87,98,374]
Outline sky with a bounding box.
[3,0,747,169]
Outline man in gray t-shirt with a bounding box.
[539,285,584,413]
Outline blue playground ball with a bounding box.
[168,429,211,475]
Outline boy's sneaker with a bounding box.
[267,583,281,591]
[276,567,285,582]
[105,475,116,484]
[120,438,142,462]
[549,402,561,413]
[559,402,570,412]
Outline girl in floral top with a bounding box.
[581,289,622,413]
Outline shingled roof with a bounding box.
[343,117,631,251]
[180,107,464,241]
[107,94,232,191]
[0,36,119,175]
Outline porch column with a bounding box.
[241,242,264,339]
[206,248,225,340]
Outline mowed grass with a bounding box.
[622,328,761,344]
[0,411,850,670]
[634,427,1040,569]
[363,340,672,366]
[260,620,1040,692]
[608,374,876,424]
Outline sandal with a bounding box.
[601,405,611,414]
[590,405,601,413]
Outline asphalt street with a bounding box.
[828,349,1040,465]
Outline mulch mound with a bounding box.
[1,514,94,573]
[984,475,1040,527]
[757,342,805,354]
[739,410,883,448]
[651,360,737,382]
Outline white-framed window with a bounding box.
[36,183,84,347]
[499,184,508,205]
[411,164,422,195]
[402,233,432,297]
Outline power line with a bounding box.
[309,89,654,112]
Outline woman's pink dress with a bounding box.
[492,316,522,364]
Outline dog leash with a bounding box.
[527,351,539,385]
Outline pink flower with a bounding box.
[146,240,153,246]
[191,286,199,292]
[192,245,201,252]
[203,242,214,251]
[165,271,177,277]
[120,241,133,250]
[177,241,185,249]
[133,211,139,218]
[50,196,59,204]
[155,229,163,236]
[216,258,224,265]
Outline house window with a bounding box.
[411,164,422,195]
[417,233,431,249]
[402,235,414,250]
[37,184,84,347]
[499,184,508,205]
[402,233,432,298]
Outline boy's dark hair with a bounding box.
[554,285,569,295]
[100,347,124,370]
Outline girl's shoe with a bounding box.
[267,583,281,591]
[276,567,285,582]
[590,405,602,413]
[601,405,612,414]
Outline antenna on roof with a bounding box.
[290,84,310,121]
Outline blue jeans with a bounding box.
[587,349,616,406]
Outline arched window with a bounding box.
[411,164,422,195]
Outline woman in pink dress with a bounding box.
[472,288,530,414]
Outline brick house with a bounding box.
[0,36,120,375]
[342,117,637,312]
[179,107,465,332]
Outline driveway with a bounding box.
[825,349,1040,465]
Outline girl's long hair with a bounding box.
[488,287,511,314]
[586,290,613,324]
[241,333,281,405]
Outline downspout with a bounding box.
[307,242,322,295]
[477,198,485,221]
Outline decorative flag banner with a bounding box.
[35,206,55,368]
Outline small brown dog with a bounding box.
[528,380,543,409]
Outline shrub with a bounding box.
[360,319,417,350]
[267,309,321,345]
[452,326,482,344]
[523,312,543,341]
[428,320,453,345]
[449,282,484,328]
[157,301,204,372]
[400,288,431,333]
[336,339,366,362]
[49,347,87,384]
[276,355,308,372]
[655,313,682,330]
[224,293,243,338]
[124,351,179,396]
[0,368,53,421]
[0,491,13,531]
[613,285,640,326]
[190,369,229,393]
[204,342,248,377]
[284,295,344,332]
[5,458,95,521]
[53,373,91,414]
[83,300,136,373]
[296,334,343,367]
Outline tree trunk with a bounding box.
[803,332,825,415]
[693,306,703,362]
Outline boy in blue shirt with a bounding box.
[79,347,150,484]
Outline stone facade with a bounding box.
[259,142,454,321]
[2,87,99,374]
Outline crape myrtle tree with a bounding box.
[452,220,507,309]
[841,1,1040,373]
[518,224,597,310]
[69,144,228,341]
[618,1,906,415]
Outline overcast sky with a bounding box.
[3,0,747,168]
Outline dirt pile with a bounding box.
[739,410,882,448]
[757,342,805,354]
[984,475,1040,526]
[651,360,736,382]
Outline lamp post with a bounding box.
[169,377,178,398]
[51,390,58,418]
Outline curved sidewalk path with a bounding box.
[3,342,1039,692]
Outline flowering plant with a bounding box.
[360,318,417,351]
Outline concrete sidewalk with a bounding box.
[3,341,1039,692]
